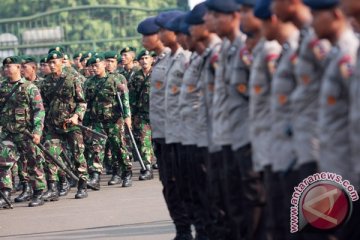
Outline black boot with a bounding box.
[122,170,133,187]
[88,172,100,191]
[0,188,12,209]
[75,178,88,199]
[108,167,121,185]
[139,165,154,181]
[174,233,194,240]
[152,162,159,170]
[59,176,71,197]
[69,177,78,188]
[28,190,44,207]
[42,181,59,201]
[195,234,208,240]
[15,181,22,192]
[14,182,32,202]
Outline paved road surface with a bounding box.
[0,164,177,240]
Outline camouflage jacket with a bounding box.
[63,66,86,86]
[29,75,44,89]
[41,72,87,132]
[84,72,130,124]
[83,76,96,126]
[119,65,141,84]
[0,78,45,136]
[129,69,151,121]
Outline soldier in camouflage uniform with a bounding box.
[82,54,106,186]
[82,59,105,189]
[48,47,87,85]
[0,56,47,207]
[43,48,83,198]
[130,50,155,181]
[12,55,45,197]
[85,53,133,188]
[97,51,120,176]
[73,52,83,72]
[102,51,133,186]
[0,140,19,208]
[41,50,89,199]
[119,47,140,164]
[21,55,43,88]
[40,57,51,78]
[63,54,72,68]
[119,47,140,82]
[79,52,94,78]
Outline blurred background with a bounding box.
[0,0,204,60]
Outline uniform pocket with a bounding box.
[14,108,27,130]
[100,103,114,121]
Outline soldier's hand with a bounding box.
[32,134,41,145]
[124,117,132,129]
[67,114,79,126]
[117,83,126,92]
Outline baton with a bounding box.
[63,122,108,140]
[23,131,98,190]
[116,92,146,171]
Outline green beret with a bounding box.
[63,54,70,60]
[73,52,83,59]
[48,46,65,54]
[86,53,105,67]
[47,50,64,61]
[120,47,136,55]
[80,51,95,62]
[137,49,153,61]
[21,55,37,64]
[93,52,103,57]
[104,51,119,59]
[2,56,22,65]
[40,57,48,64]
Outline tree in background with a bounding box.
[0,0,182,55]
[0,0,179,18]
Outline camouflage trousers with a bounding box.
[89,119,132,173]
[133,118,154,166]
[0,141,19,190]
[10,161,18,182]
[16,155,29,183]
[43,140,72,182]
[0,133,46,191]
[83,126,106,174]
[44,129,89,181]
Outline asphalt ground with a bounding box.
[0,163,177,240]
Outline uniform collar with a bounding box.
[7,77,25,84]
